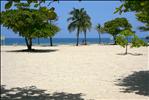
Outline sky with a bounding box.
[0,1,148,38]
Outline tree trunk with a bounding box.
[84,31,87,45]
[113,35,117,45]
[125,37,129,54]
[76,28,79,46]
[25,38,32,51]
[28,38,32,51]
[125,44,128,55]
[98,33,101,44]
[50,37,53,46]
[49,20,53,46]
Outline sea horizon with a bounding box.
[1,37,147,45]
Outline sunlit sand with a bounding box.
[1,45,148,99]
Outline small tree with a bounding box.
[103,18,132,45]
[116,30,147,55]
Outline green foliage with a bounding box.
[115,0,149,32]
[67,8,91,45]
[116,29,147,54]
[5,1,13,9]
[103,17,132,44]
[136,12,149,32]
[116,35,127,48]
[1,3,60,50]
[116,30,133,48]
[5,0,58,9]
[131,35,147,48]
[67,8,91,33]
[96,24,104,34]
[104,18,132,36]
[1,6,59,38]
[119,29,134,37]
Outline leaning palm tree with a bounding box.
[67,8,91,46]
[96,24,104,44]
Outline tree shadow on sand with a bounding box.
[117,53,143,56]
[1,85,85,100]
[5,49,58,53]
[116,71,149,96]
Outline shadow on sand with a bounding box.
[1,85,85,100]
[5,49,58,53]
[117,53,143,56]
[116,71,149,96]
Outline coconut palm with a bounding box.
[67,8,92,46]
[82,13,92,45]
[96,24,104,44]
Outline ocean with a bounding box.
[1,38,147,45]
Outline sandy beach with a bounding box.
[1,45,149,100]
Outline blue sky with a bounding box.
[1,1,148,38]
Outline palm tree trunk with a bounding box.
[98,33,101,44]
[49,37,53,46]
[76,28,80,46]
[76,34,79,46]
[84,31,87,45]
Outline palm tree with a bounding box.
[48,7,57,46]
[82,13,92,45]
[67,8,92,46]
[96,24,104,44]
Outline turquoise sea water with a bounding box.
[1,38,148,45]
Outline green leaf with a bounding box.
[34,4,39,8]
[116,36,127,48]
[114,8,120,14]
[131,35,147,48]
[5,1,13,9]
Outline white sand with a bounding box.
[1,45,149,100]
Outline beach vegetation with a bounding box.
[115,0,149,33]
[116,30,147,55]
[103,17,132,45]
[1,3,60,51]
[67,8,92,46]
[40,7,58,46]
[96,24,105,44]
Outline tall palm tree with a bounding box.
[67,8,91,46]
[96,24,104,44]
[82,12,92,45]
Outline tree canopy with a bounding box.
[1,2,60,50]
[103,17,132,44]
[115,0,149,32]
